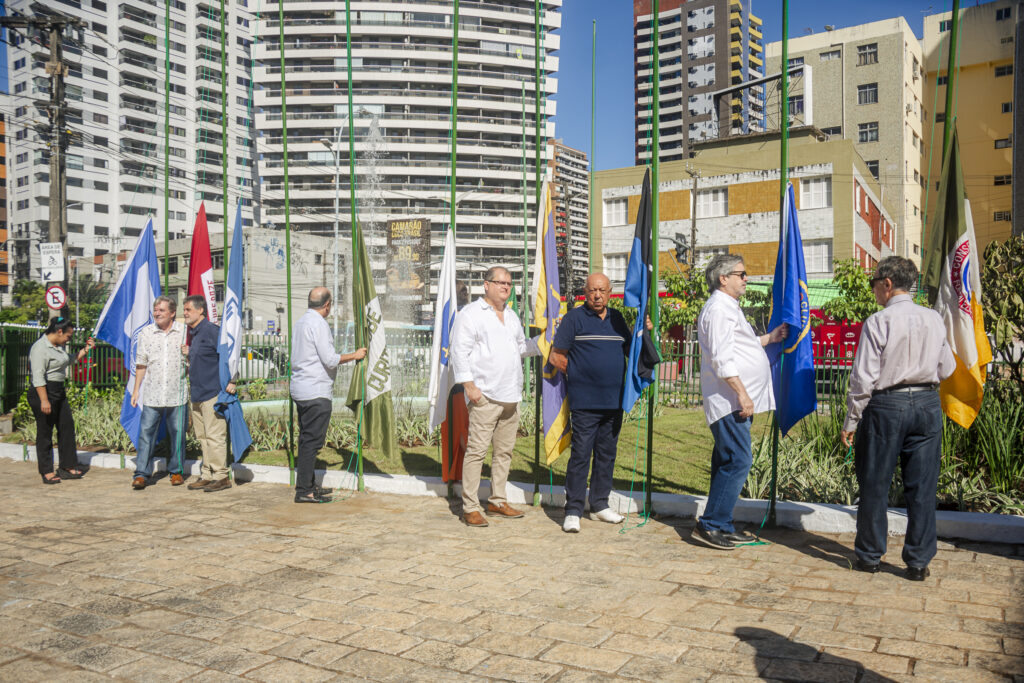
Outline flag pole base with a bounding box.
[532,491,541,507]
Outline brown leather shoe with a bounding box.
[187,478,213,490]
[486,502,524,518]
[170,473,185,486]
[132,476,147,490]
[203,478,231,492]
[462,510,488,527]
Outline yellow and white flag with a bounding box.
[922,128,993,428]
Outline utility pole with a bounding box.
[684,164,701,268]
[0,14,81,319]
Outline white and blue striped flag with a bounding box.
[427,229,457,429]
[93,218,162,448]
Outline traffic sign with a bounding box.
[39,242,65,282]
[45,285,67,311]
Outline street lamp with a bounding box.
[320,128,344,340]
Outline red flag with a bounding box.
[188,202,218,324]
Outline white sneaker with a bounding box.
[562,514,581,533]
[592,508,624,524]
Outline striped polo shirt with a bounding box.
[553,304,631,411]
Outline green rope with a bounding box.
[620,389,651,533]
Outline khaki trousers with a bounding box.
[191,396,229,480]
[462,395,520,513]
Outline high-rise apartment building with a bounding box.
[766,18,925,262]
[253,1,561,301]
[922,1,1019,254]
[633,0,765,165]
[5,0,257,285]
[547,138,588,299]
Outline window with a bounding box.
[16,200,28,210]
[13,58,25,70]
[788,57,804,67]
[1001,36,1014,44]
[93,45,107,57]
[994,211,1011,221]
[16,177,27,187]
[15,153,27,164]
[857,43,878,66]
[996,7,1011,20]
[604,254,628,282]
[939,19,951,32]
[858,122,879,143]
[696,188,728,218]
[820,49,840,61]
[1002,102,1013,113]
[937,75,948,86]
[803,241,832,273]
[936,112,946,123]
[15,129,27,141]
[93,67,107,80]
[995,174,1012,185]
[801,177,832,209]
[865,160,879,179]
[93,113,108,125]
[92,0,106,8]
[821,126,841,137]
[995,138,1012,149]
[93,136,107,147]
[15,106,26,117]
[995,65,1013,77]
[13,82,25,94]
[857,83,878,105]
[91,21,106,34]
[604,198,628,225]
[788,95,804,117]
[92,90,108,102]
[94,204,109,214]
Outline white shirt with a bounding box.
[698,290,775,425]
[450,297,540,403]
[843,294,956,431]
[290,309,340,402]
[136,321,188,407]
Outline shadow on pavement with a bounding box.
[735,626,898,682]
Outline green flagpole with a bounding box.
[940,0,961,164]
[446,0,460,501]
[645,0,661,516]
[277,0,295,484]
[344,0,365,492]
[163,0,170,290]
[532,0,543,507]
[589,19,596,271]
[769,0,790,529]
[521,81,531,393]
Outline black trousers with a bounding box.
[565,409,623,517]
[294,397,332,496]
[27,382,78,475]
[854,390,943,569]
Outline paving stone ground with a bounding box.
[0,458,1021,682]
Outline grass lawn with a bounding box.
[244,407,774,496]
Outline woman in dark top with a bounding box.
[27,317,95,484]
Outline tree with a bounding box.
[820,258,881,323]
[981,235,1024,398]
[0,280,47,325]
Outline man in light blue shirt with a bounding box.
[290,287,366,503]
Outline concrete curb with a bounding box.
[3,442,1021,544]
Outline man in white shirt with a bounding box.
[290,287,366,503]
[695,255,787,550]
[450,266,540,527]
[130,296,189,490]
[841,256,955,581]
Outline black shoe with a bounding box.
[723,530,758,544]
[690,525,735,550]
[315,486,333,497]
[854,558,880,573]
[56,468,84,480]
[905,566,930,581]
[294,492,327,504]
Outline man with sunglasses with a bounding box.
[450,266,540,527]
[841,256,954,581]
[694,254,788,550]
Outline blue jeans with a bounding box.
[565,409,623,516]
[135,404,188,477]
[854,390,942,569]
[699,411,753,534]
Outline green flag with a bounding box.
[346,222,398,458]
[508,281,519,316]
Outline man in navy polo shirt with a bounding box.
[549,273,633,533]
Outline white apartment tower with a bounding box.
[5,0,257,284]
[547,138,588,298]
[252,1,561,295]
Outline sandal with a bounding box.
[57,468,84,479]
[41,473,61,485]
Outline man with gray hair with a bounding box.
[450,266,540,527]
[694,254,787,549]
[841,256,954,581]
[129,295,189,489]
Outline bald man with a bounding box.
[549,273,633,533]
[290,287,366,503]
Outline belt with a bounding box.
[872,383,938,396]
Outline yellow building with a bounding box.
[593,127,900,284]
[922,1,1017,255]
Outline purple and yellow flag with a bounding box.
[531,180,571,464]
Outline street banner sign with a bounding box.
[40,242,65,282]
[45,285,67,311]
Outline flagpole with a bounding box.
[532,0,543,507]
[645,0,661,516]
[162,0,170,291]
[589,19,596,271]
[220,0,231,477]
[768,0,791,529]
[940,0,962,165]
[277,0,295,484]
[444,0,460,501]
[521,82,531,390]
[344,0,366,492]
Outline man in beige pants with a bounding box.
[450,266,540,527]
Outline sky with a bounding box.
[553,0,979,172]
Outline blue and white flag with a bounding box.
[215,203,252,462]
[427,229,457,429]
[93,218,161,449]
[622,169,660,413]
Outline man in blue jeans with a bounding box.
[130,296,188,489]
[841,256,955,581]
[695,254,787,550]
